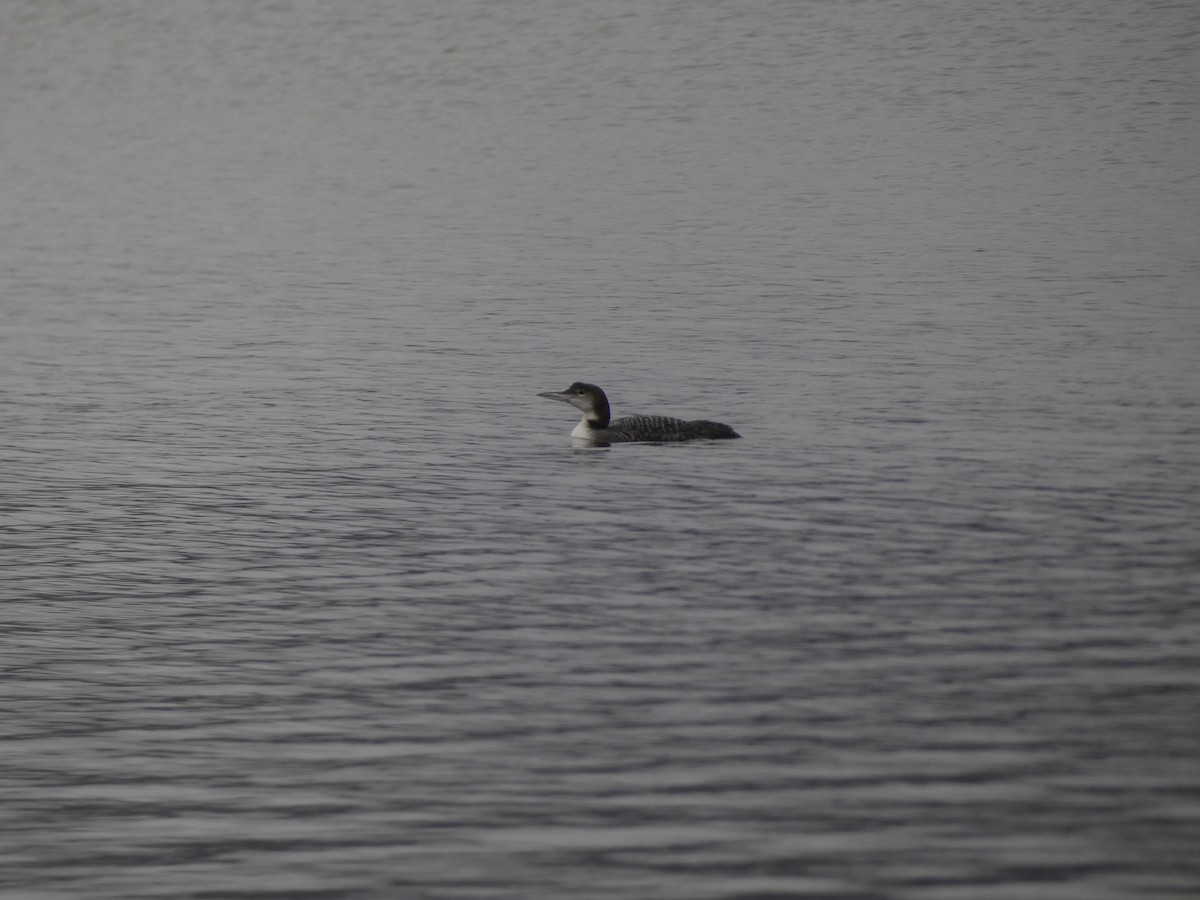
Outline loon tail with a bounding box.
[688,420,741,440]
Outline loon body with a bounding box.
[538,382,740,443]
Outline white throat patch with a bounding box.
[571,417,601,439]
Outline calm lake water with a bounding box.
[3,1,1199,898]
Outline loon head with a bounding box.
[537,381,611,428]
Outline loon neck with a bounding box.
[572,416,609,439]
[585,390,611,427]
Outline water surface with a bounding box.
[3,1,1199,898]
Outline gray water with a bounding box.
[3,1,1199,898]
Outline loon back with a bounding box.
[607,414,740,442]
[537,381,741,443]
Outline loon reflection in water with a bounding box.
[538,382,741,443]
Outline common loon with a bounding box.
[538,382,740,443]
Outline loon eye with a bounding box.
[574,389,585,395]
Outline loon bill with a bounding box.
[538,382,741,443]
